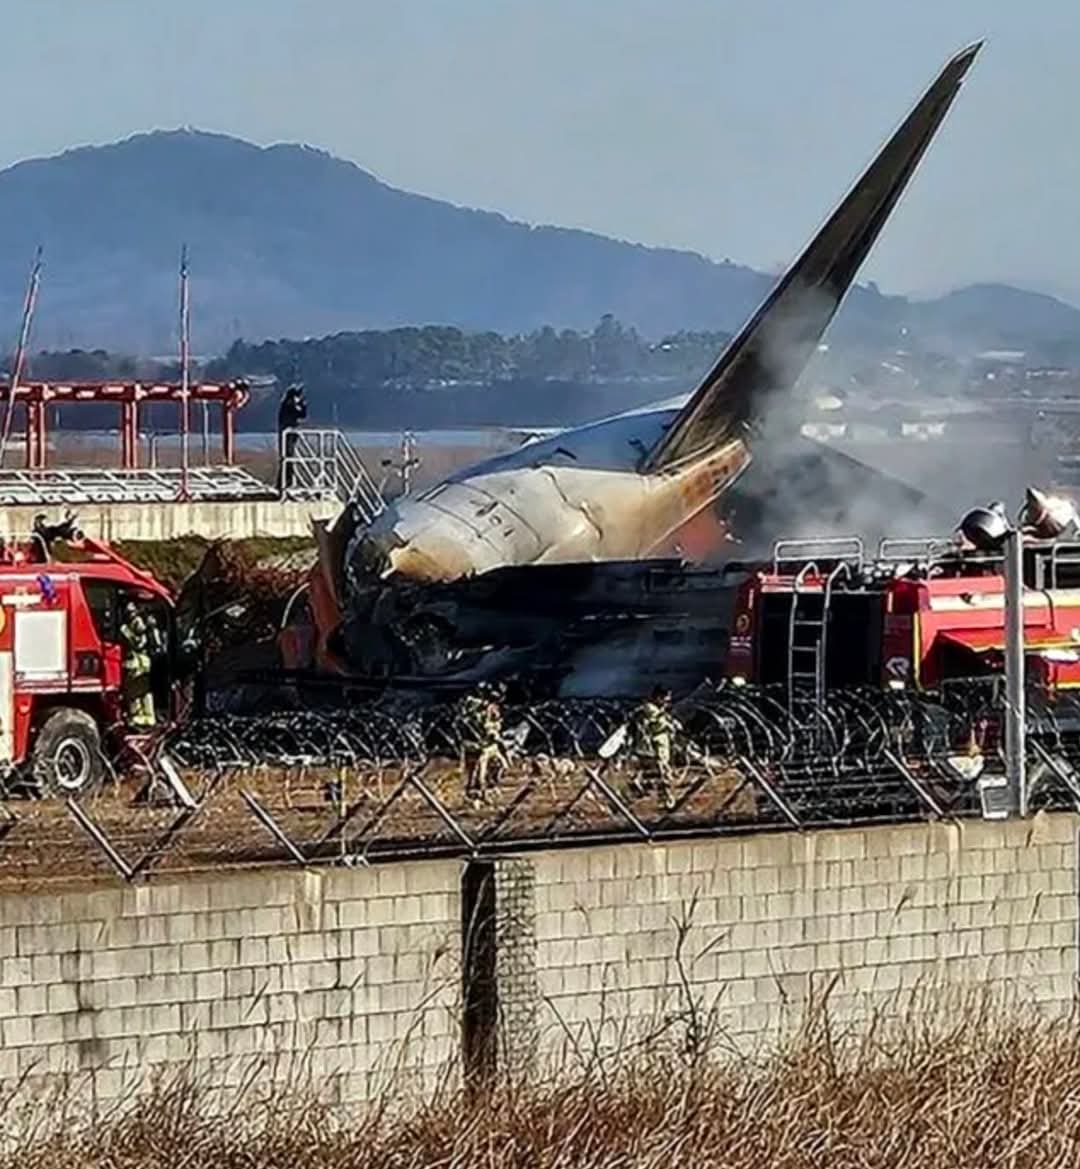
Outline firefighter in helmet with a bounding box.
[120,600,159,729]
[634,684,680,809]
[460,681,507,804]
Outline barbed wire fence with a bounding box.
[0,679,1077,886]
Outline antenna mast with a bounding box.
[0,247,43,470]
[178,244,191,499]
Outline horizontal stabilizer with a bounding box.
[644,42,981,472]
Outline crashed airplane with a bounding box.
[286,43,983,696]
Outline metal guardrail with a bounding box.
[280,428,385,521]
[772,536,864,574]
[0,465,270,505]
[876,537,956,563]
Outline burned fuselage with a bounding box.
[304,43,983,695]
[333,555,740,699]
[344,400,747,586]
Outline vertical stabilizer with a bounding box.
[644,42,981,472]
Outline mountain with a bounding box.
[908,284,1080,354]
[0,129,1074,355]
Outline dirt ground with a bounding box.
[0,760,755,892]
[0,431,761,891]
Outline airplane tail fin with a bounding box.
[644,42,981,473]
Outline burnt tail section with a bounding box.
[644,42,981,473]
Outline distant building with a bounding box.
[972,349,1027,383]
[900,421,947,440]
[800,421,847,440]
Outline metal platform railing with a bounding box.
[0,465,271,505]
[772,536,864,574]
[280,428,384,521]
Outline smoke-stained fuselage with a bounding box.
[345,396,747,588]
[317,42,983,690]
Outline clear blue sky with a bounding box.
[5,1,1077,302]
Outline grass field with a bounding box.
[33,433,500,496]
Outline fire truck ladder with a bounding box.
[788,564,824,710]
[787,560,851,712]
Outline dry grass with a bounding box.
[5,997,1080,1168]
[32,434,500,493]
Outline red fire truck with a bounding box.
[0,534,177,794]
[725,533,1080,702]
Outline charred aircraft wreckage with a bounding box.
[281,44,983,699]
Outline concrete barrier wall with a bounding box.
[513,814,1078,1064]
[0,862,461,1112]
[0,499,338,542]
[0,814,1076,1116]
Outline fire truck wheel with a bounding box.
[31,709,106,797]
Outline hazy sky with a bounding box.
[5,1,1078,302]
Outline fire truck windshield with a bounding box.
[83,580,119,644]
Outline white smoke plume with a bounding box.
[716,284,1053,556]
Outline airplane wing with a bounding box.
[643,42,982,473]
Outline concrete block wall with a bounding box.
[519,813,1079,1063]
[0,862,461,1114]
[1,812,1077,1118]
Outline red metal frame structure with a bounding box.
[0,380,249,470]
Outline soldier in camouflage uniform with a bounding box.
[461,682,507,804]
[634,684,680,809]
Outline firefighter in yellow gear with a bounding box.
[461,682,507,803]
[120,602,157,729]
[635,685,680,809]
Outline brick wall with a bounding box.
[519,813,1079,1064]
[0,861,461,1117]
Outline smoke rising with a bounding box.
[717,283,1052,555]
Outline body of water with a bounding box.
[52,426,525,451]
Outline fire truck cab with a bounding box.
[725,533,1080,700]
[0,535,177,794]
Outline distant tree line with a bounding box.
[19,317,731,391]
[24,349,179,383]
[8,318,733,430]
[203,316,729,391]
[19,313,1077,433]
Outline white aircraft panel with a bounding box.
[424,481,545,559]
